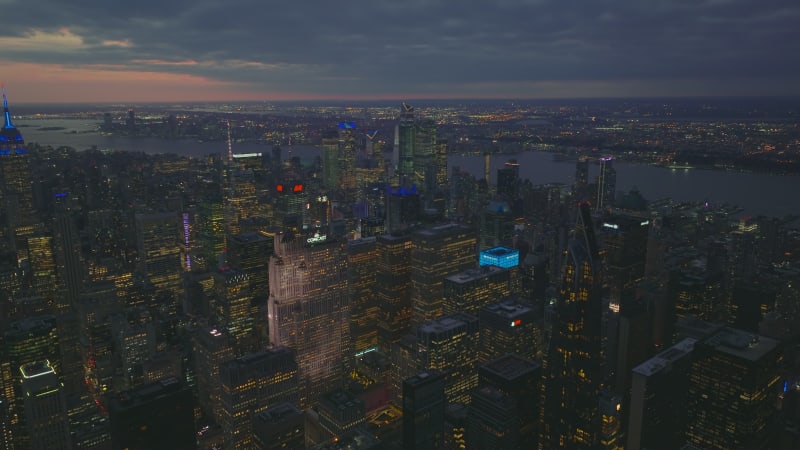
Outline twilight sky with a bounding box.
[0,0,798,103]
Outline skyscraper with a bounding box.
[541,202,604,449]
[411,224,477,326]
[467,386,520,450]
[417,312,480,405]
[0,88,37,256]
[402,370,445,450]
[478,297,539,362]
[685,328,782,449]
[348,237,379,354]
[268,232,351,406]
[442,265,512,316]
[135,211,182,300]
[376,233,413,354]
[219,348,300,449]
[595,157,616,211]
[395,103,416,188]
[627,338,696,450]
[20,361,71,450]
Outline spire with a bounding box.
[2,85,15,129]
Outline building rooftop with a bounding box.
[480,354,540,382]
[704,327,780,362]
[418,312,479,335]
[632,338,697,377]
[445,265,507,284]
[255,402,303,424]
[480,297,534,321]
[404,370,443,387]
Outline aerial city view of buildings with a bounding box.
[0,85,799,450]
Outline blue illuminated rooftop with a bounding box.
[479,246,519,269]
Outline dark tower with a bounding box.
[541,202,604,448]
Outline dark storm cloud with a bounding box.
[0,0,798,96]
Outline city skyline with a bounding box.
[0,0,798,103]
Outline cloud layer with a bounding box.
[0,0,797,101]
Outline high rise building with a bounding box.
[0,88,38,255]
[685,328,782,450]
[192,327,235,423]
[348,237,379,355]
[478,297,539,362]
[442,265,512,316]
[573,156,590,201]
[417,312,480,405]
[227,231,272,302]
[411,224,476,326]
[20,361,71,450]
[252,402,305,450]
[385,186,420,234]
[135,211,182,300]
[274,180,307,232]
[1,315,61,449]
[317,390,366,439]
[402,370,445,450]
[375,233,413,354]
[595,157,616,211]
[467,386,520,450]
[268,233,350,406]
[213,268,255,354]
[541,202,604,449]
[496,159,520,199]
[479,354,541,447]
[219,348,300,449]
[107,377,196,450]
[395,103,416,188]
[627,338,696,450]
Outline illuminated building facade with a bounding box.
[685,328,782,450]
[252,402,305,450]
[411,224,477,326]
[219,348,299,449]
[274,181,307,232]
[268,233,350,406]
[478,297,538,362]
[193,327,235,423]
[1,315,61,449]
[134,211,182,300]
[376,234,413,354]
[107,378,196,450]
[442,265,512,316]
[541,202,604,449]
[417,312,480,405]
[318,390,366,439]
[20,361,71,450]
[478,247,519,269]
[213,268,255,354]
[348,237,379,355]
[402,370,445,450]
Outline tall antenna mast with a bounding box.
[227,120,233,162]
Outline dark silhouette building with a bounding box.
[403,370,445,450]
[107,377,196,450]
